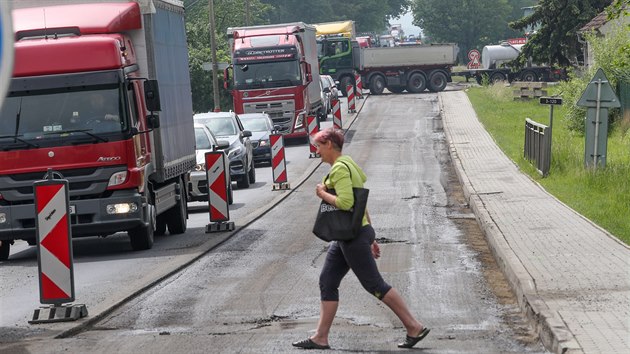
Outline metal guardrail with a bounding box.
[524,118,551,176]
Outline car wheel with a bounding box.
[248,160,256,184]
[0,240,11,261]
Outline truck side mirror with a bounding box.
[146,113,160,129]
[144,80,161,112]
[223,67,232,90]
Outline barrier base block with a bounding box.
[347,109,357,113]
[206,221,235,233]
[29,304,88,324]
[309,152,321,159]
[272,183,291,191]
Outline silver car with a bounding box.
[189,123,233,205]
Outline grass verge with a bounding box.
[466,83,630,245]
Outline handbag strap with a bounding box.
[325,160,353,186]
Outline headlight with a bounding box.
[295,112,306,129]
[195,163,206,172]
[106,203,138,215]
[259,139,269,147]
[108,171,128,187]
[227,146,243,159]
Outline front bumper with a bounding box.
[0,189,146,241]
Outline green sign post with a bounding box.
[576,69,620,169]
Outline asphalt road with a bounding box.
[1,91,547,353]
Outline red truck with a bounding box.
[0,0,196,260]
[225,22,322,139]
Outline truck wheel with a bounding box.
[521,71,537,82]
[388,86,405,94]
[339,76,353,97]
[490,72,506,83]
[0,240,11,261]
[369,76,386,95]
[407,73,427,93]
[428,71,448,92]
[129,196,155,251]
[165,179,187,235]
[155,217,167,236]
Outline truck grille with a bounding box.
[244,100,295,134]
[0,166,127,205]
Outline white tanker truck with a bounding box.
[454,42,566,84]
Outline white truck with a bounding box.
[357,43,459,94]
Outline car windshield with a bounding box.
[195,128,213,149]
[203,117,236,136]
[241,117,269,132]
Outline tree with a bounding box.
[509,0,612,67]
[184,0,271,113]
[411,0,512,63]
[259,0,409,32]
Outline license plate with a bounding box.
[69,205,76,215]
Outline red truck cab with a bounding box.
[226,23,321,139]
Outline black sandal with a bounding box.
[292,338,331,350]
[397,327,430,348]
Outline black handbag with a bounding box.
[312,162,369,242]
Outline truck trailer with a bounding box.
[453,43,567,84]
[358,43,459,94]
[225,22,322,139]
[0,0,196,260]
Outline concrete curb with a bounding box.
[438,94,582,354]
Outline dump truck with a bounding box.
[314,20,360,96]
[358,43,459,94]
[225,22,322,139]
[0,0,196,260]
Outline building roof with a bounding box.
[579,11,609,32]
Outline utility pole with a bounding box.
[245,0,250,26]
[208,0,220,112]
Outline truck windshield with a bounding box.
[233,60,301,90]
[0,87,126,148]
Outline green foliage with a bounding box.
[556,23,630,132]
[466,84,630,245]
[259,0,409,32]
[411,0,533,63]
[509,0,612,67]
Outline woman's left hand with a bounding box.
[371,241,381,259]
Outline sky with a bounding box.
[390,11,423,37]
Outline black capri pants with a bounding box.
[319,224,392,301]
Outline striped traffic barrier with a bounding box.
[332,98,342,129]
[30,176,87,324]
[347,84,356,113]
[355,72,364,99]
[307,115,320,158]
[204,151,234,232]
[270,133,290,190]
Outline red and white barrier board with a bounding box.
[307,115,320,158]
[332,98,342,129]
[355,72,363,99]
[34,180,75,305]
[270,133,290,190]
[205,151,234,232]
[347,84,356,113]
